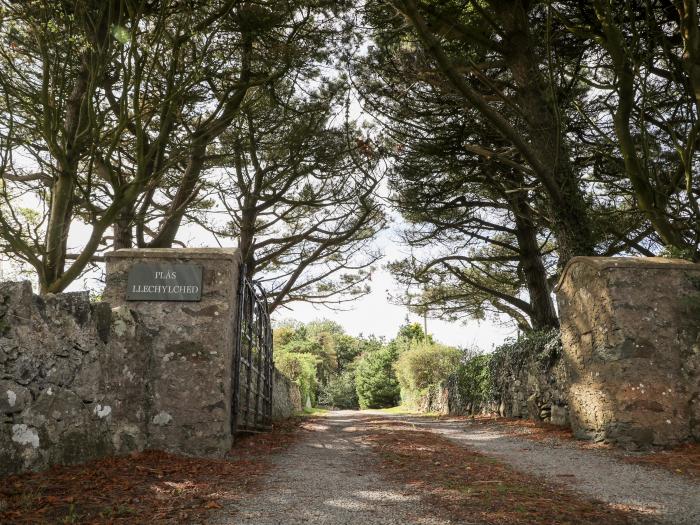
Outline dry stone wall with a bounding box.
[272,369,302,419]
[416,375,496,416]
[492,355,570,425]
[416,334,568,424]
[417,360,567,424]
[489,332,570,426]
[0,281,143,475]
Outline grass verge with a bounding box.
[364,405,442,416]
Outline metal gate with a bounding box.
[232,265,273,433]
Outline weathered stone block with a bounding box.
[104,248,240,458]
[556,257,700,448]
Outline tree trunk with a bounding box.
[508,189,559,330]
[492,0,596,262]
[147,142,206,248]
[42,173,74,291]
[42,59,91,291]
[113,208,133,250]
[238,203,257,276]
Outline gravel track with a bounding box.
[207,411,452,525]
[393,415,700,525]
[208,411,699,524]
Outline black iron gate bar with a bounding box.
[232,264,274,434]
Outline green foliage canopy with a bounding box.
[394,340,461,393]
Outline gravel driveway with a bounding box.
[393,415,700,525]
[207,411,451,525]
[208,411,699,524]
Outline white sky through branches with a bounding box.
[67,222,513,351]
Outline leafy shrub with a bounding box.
[454,353,492,407]
[318,369,359,409]
[394,340,461,393]
[274,350,319,406]
[354,346,401,408]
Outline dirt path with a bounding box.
[208,411,699,524]
[390,414,700,525]
[207,411,450,525]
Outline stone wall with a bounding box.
[415,382,449,414]
[556,257,700,448]
[490,332,570,426]
[1,248,300,476]
[416,375,497,416]
[496,357,570,426]
[416,363,567,424]
[415,335,567,424]
[272,369,302,420]
[0,281,143,475]
[415,257,699,449]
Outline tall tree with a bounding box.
[555,1,700,258]
[0,0,131,292]
[375,0,597,262]
[0,0,356,293]
[118,1,347,252]
[199,77,385,311]
[0,0,261,292]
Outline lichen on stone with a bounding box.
[152,411,172,426]
[11,424,39,448]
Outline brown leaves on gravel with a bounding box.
[436,415,585,447]
[0,418,302,524]
[620,443,700,480]
[447,414,700,480]
[358,417,644,525]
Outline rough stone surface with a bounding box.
[418,356,567,425]
[416,381,450,414]
[2,248,299,475]
[104,248,240,457]
[556,256,700,448]
[493,352,570,425]
[0,282,123,475]
[416,374,497,416]
[272,369,301,420]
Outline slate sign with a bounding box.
[126,263,202,301]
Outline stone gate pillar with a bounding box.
[104,248,241,456]
[556,256,700,448]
